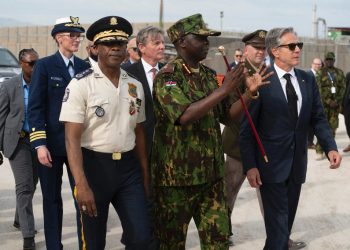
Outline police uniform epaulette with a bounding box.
[126,72,140,82]
[74,68,93,80]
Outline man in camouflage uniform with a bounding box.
[152,14,273,249]
[315,52,346,160]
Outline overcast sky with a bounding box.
[2,0,350,37]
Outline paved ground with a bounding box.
[1,115,350,250]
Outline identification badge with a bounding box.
[95,106,105,117]
[331,87,336,94]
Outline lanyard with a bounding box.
[327,72,335,85]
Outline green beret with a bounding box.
[242,30,267,46]
[166,13,221,43]
[324,52,335,59]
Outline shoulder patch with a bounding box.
[126,72,140,82]
[74,68,93,80]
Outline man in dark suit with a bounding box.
[28,17,90,250]
[123,26,165,250]
[306,58,322,149]
[121,38,140,68]
[84,40,98,67]
[239,27,342,250]
[228,48,243,70]
[0,48,39,250]
[340,71,350,152]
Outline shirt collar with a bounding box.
[22,74,28,88]
[274,63,296,80]
[141,58,159,72]
[311,68,316,75]
[59,50,75,67]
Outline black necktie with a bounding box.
[68,61,74,78]
[283,73,298,125]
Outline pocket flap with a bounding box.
[87,98,109,107]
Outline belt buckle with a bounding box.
[112,152,121,160]
[20,131,25,138]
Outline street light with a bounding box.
[220,11,224,32]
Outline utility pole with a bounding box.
[220,11,224,32]
[159,0,163,30]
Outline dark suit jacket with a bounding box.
[28,50,90,156]
[341,72,350,109]
[123,59,165,157]
[0,74,26,158]
[121,58,138,69]
[239,64,337,184]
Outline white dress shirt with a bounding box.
[141,58,159,96]
[89,57,97,67]
[311,68,316,76]
[274,64,302,115]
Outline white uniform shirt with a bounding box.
[274,64,302,115]
[59,64,146,153]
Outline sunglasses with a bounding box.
[21,60,36,67]
[132,47,137,52]
[277,42,303,51]
[325,58,335,61]
[60,33,85,41]
[235,55,243,57]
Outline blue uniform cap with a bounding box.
[51,16,85,36]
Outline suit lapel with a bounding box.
[15,74,25,119]
[74,56,84,75]
[295,69,308,127]
[136,60,153,101]
[55,50,72,83]
[269,65,292,117]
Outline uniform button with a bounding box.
[118,112,121,115]
[119,132,122,135]
[18,132,20,134]
[291,146,294,149]
[22,120,24,123]
[56,84,59,87]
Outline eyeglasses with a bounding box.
[312,62,322,66]
[277,42,303,51]
[132,47,137,52]
[21,60,36,67]
[235,55,243,57]
[325,58,335,61]
[60,33,85,41]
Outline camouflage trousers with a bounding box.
[154,178,229,250]
[316,107,339,154]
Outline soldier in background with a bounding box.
[84,40,98,67]
[315,52,346,160]
[152,13,272,249]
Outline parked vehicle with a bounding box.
[0,46,21,83]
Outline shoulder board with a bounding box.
[74,68,93,80]
[201,64,217,76]
[126,72,140,81]
[160,63,175,74]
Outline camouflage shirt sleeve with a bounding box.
[336,69,346,103]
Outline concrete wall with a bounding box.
[1,23,350,75]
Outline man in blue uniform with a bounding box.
[28,16,90,250]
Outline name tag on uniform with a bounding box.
[51,77,63,81]
[331,87,336,94]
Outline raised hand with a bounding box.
[245,62,274,95]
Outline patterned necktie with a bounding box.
[283,73,298,126]
[151,68,157,82]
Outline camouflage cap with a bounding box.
[242,30,267,47]
[167,13,221,43]
[324,52,335,59]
